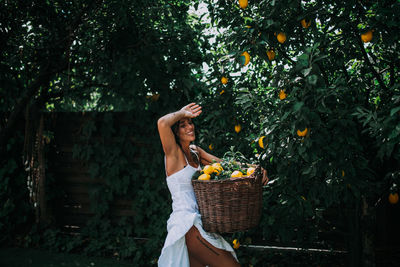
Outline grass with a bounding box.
[0,247,133,267]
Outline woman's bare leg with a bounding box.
[185,226,240,267]
[188,253,205,267]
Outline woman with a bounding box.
[157,103,240,267]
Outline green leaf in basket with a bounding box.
[191,170,201,180]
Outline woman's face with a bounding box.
[176,118,195,143]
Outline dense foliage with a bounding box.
[196,0,400,265]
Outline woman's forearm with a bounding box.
[157,109,186,127]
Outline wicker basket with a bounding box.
[192,166,263,233]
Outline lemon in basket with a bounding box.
[231,170,243,178]
[246,167,256,176]
[203,165,215,175]
[198,173,211,180]
[212,163,223,175]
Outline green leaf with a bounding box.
[281,111,291,121]
[293,101,304,112]
[302,166,312,175]
[390,106,400,116]
[313,54,329,63]
[239,55,247,66]
[307,75,318,85]
[302,67,312,77]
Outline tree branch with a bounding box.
[378,67,390,74]
[0,69,52,155]
[315,62,329,87]
[356,36,387,91]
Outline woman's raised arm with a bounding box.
[157,103,202,156]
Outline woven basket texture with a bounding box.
[192,166,263,233]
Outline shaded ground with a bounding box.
[1,246,398,266]
[0,247,133,267]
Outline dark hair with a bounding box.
[171,121,181,145]
[171,120,200,165]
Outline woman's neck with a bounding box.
[180,142,192,159]
[180,141,190,152]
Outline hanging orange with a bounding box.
[297,128,308,137]
[361,30,373,43]
[239,0,248,9]
[267,49,275,60]
[301,19,311,28]
[389,193,399,204]
[235,124,242,133]
[277,32,286,44]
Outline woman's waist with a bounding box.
[170,194,198,210]
[171,202,198,213]
[167,181,194,193]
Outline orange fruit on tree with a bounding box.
[231,170,243,178]
[239,0,248,9]
[240,51,250,66]
[267,49,275,61]
[279,89,287,100]
[258,136,265,148]
[297,127,308,137]
[235,124,242,133]
[151,94,160,101]
[198,173,211,180]
[203,165,215,175]
[233,239,240,249]
[361,30,373,43]
[389,193,399,204]
[301,19,311,28]
[209,143,214,150]
[221,76,228,84]
[277,32,286,44]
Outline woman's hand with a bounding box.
[181,103,202,118]
[261,168,269,186]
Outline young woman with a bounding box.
[157,103,240,267]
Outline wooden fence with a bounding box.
[42,112,151,232]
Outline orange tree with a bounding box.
[196,0,400,265]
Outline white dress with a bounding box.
[158,155,238,266]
